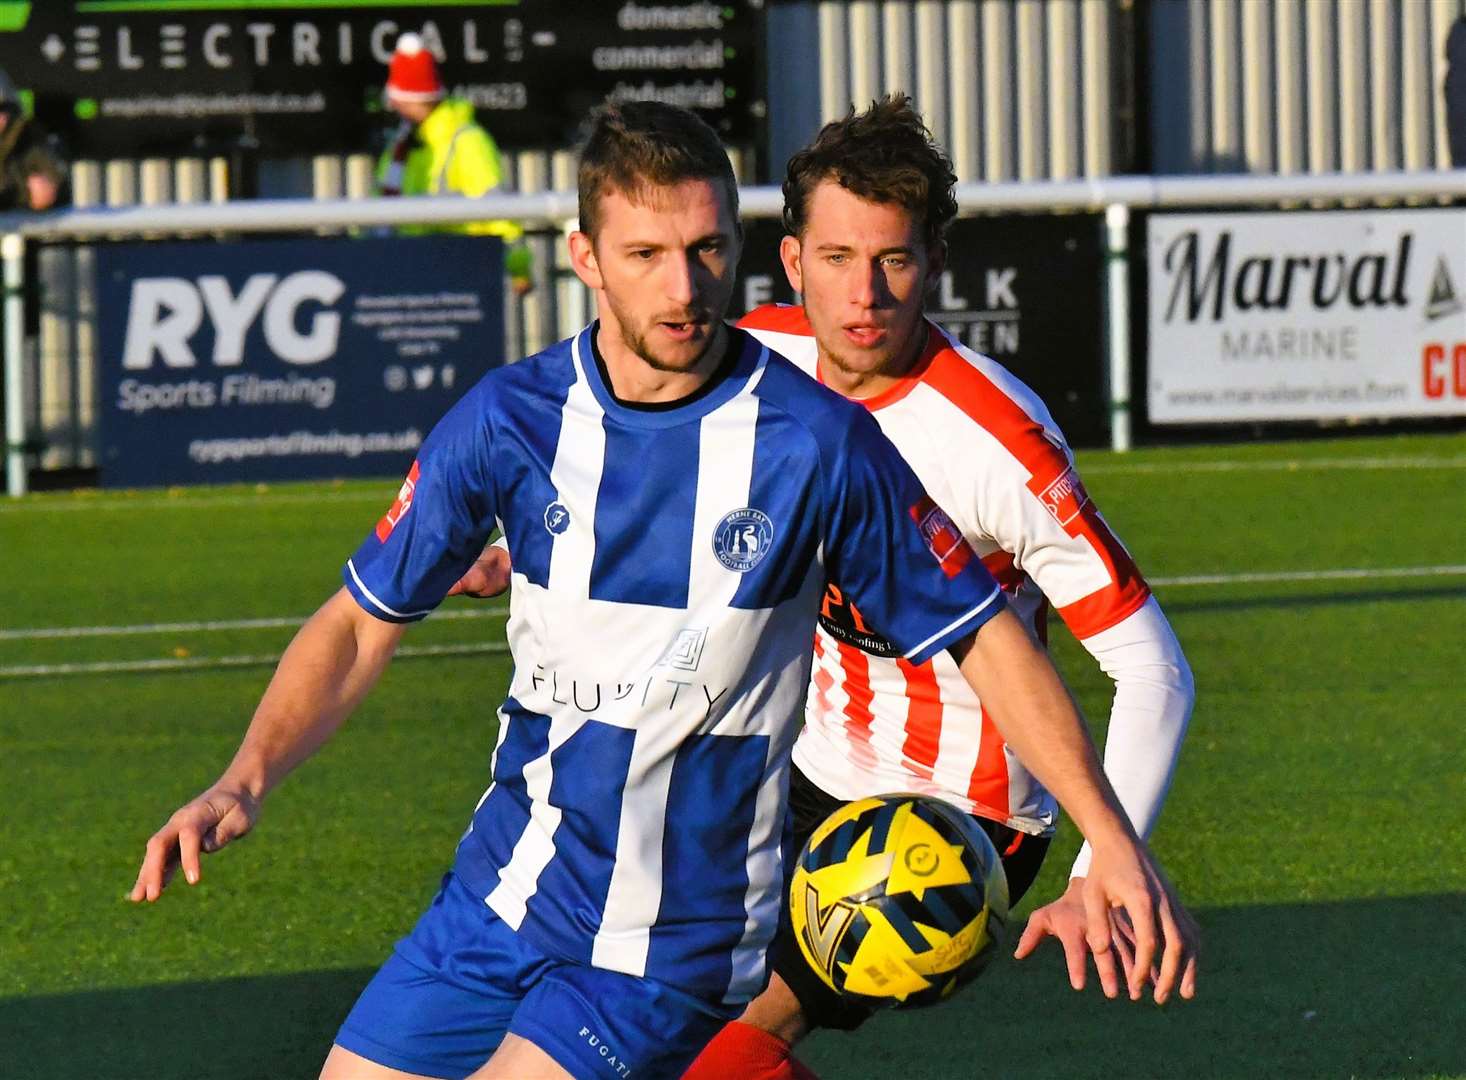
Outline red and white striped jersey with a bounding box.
[739,305,1153,835]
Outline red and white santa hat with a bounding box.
[385,33,444,103]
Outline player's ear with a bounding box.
[568,230,604,291]
[779,233,804,294]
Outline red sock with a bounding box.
[681,1021,821,1080]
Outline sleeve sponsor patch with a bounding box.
[818,582,900,657]
[909,496,975,579]
[375,459,421,541]
[1037,466,1091,528]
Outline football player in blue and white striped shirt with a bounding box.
[132,102,1186,1080]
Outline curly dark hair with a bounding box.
[577,100,738,238]
[783,94,958,250]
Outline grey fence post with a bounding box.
[3,231,27,497]
[1104,202,1132,453]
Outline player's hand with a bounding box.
[129,783,261,902]
[1015,877,1104,991]
[1013,877,1149,997]
[1078,841,1199,1004]
[446,543,512,599]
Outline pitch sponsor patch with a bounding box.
[375,459,420,541]
[1036,466,1090,528]
[909,497,974,578]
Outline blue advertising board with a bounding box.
[96,234,504,487]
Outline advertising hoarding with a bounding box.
[0,2,762,157]
[1148,209,1466,423]
[96,234,504,487]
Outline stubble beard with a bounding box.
[817,306,928,386]
[817,332,908,386]
[626,320,714,373]
[612,296,726,374]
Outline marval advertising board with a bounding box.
[1148,209,1466,423]
[96,235,504,487]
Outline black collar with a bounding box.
[589,323,740,413]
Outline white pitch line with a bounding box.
[2,455,1461,514]
[0,490,390,514]
[0,606,509,642]
[1151,565,1466,587]
[0,641,510,680]
[4,566,1462,679]
[4,566,1464,644]
[1081,455,1466,476]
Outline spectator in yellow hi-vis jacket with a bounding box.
[377,33,533,295]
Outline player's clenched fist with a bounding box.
[129,784,260,902]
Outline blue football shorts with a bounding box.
[335,872,736,1079]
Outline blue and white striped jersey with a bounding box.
[344,325,1005,1003]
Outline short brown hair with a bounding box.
[783,94,958,250]
[577,100,739,237]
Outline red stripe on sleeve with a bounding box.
[921,344,1150,640]
[1056,573,1150,640]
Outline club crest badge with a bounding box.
[713,507,774,572]
[544,501,571,535]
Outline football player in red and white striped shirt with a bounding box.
[681,96,1197,1080]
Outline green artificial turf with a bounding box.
[1,432,1463,1079]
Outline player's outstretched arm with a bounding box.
[1013,599,1198,998]
[129,588,407,902]
[948,609,1198,1004]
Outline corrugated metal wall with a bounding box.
[768,0,1120,182]
[1151,0,1466,174]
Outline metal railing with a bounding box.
[6,168,1466,496]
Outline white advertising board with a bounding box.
[1148,208,1466,423]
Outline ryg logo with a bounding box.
[713,507,773,572]
[544,501,571,535]
[122,271,346,369]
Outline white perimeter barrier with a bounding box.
[6,170,1466,496]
